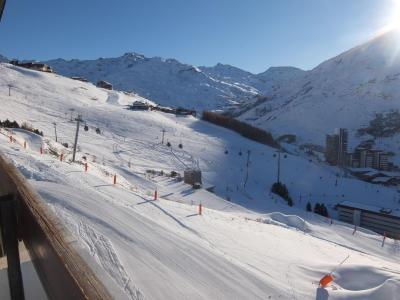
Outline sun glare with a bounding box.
[387,0,400,31]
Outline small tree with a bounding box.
[271,182,292,207]
[314,203,321,214]
[306,202,312,212]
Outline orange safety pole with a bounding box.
[319,255,349,288]
[319,274,334,288]
[352,225,357,235]
[84,163,88,172]
[198,203,202,215]
[40,147,43,155]
[60,153,63,162]
[154,190,158,200]
[382,232,387,247]
[113,175,117,185]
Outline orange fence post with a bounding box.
[319,274,334,288]
[198,203,202,216]
[382,232,387,247]
[352,225,357,235]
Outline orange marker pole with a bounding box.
[382,232,387,247]
[113,175,117,185]
[198,203,202,216]
[84,163,88,172]
[60,153,63,162]
[319,274,334,288]
[352,225,357,235]
[154,190,158,200]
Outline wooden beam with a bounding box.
[0,194,25,300]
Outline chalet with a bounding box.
[176,107,196,117]
[152,106,175,114]
[96,80,113,90]
[10,60,53,73]
[128,101,150,111]
[348,168,400,186]
[71,76,89,82]
[336,201,400,238]
[152,105,196,117]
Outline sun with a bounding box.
[386,0,400,31]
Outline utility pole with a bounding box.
[274,148,287,184]
[72,115,83,162]
[244,150,251,188]
[277,149,281,183]
[52,122,58,142]
[161,129,166,144]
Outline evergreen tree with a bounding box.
[314,203,321,214]
[306,202,312,212]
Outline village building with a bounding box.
[128,101,150,111]
[336,201,400,238]
[96,80,113,90]
[10,60,53,73]
[71,76,89,82]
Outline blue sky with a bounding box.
[0,0,396,73]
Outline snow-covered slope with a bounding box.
[239,29,400,155]
[0,54,8,63]
[44,53,260,111]
[0,63,399,299]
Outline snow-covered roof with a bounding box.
[371,177,393,183]
[338,201,400,218]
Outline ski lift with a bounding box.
[178,143,183,149]
[84,123,89,131]
[96,127,101,134]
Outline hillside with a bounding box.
[0,63,400,299]
[40,53,304,112]
[239,29,400,162]
[44,53,261,111]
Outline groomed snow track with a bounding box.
[0,152,112,299]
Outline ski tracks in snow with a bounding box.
[78,221,145,300]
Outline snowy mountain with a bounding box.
[0,62,400,299]
[0,54,8,62]
[42,53,310,112]
[44,53,261,111]
[239,30,400,159]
